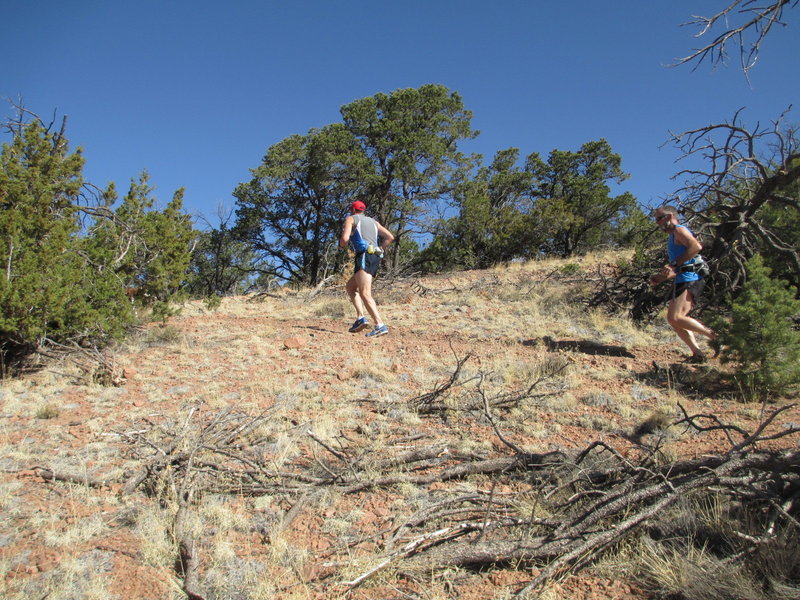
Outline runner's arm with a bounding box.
[376,222,394,250]
[339,216,354,248]
[669,227,702,266]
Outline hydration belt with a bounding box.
[679,256,709,276]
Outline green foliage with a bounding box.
[203,294,222,311]
[527,139,639,257]
[715,254,800,400]
[234,123,365,284]
[0,118,132,357]
[235,85,478,282]
[187,216,256,298]
[560,262,581,275]
[1,110,195,366]
[419,148,534,271]
[420,140,643,272]
[150,300,180,324]
[340,84,478,269]
[754,160,800,290]
[607,203,652,249]
[107,172,194,305]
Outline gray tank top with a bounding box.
[351,214,379,251]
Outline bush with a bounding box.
[1,111,194,370]
[715,254,800,401]
[0,118,133,365]
[559,262,581,275]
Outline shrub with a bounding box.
[559,262,581,275]
[715,254,800,401]
[0,118,133,365]
[1,112,194,369]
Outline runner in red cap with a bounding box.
[339,200,394,337]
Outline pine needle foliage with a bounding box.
[716,254,800,401]
[1,111,195,368]
[0,119,131,360]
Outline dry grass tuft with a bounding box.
[34,403,60,419]
[620,493,800,600]
[632,411,672,437]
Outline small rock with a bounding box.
[283,336,305,349]
[167,386,190,395]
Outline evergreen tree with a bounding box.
[187,213,256,297]
[105,172,194,305]
[527,139,639,258]
[143,188,194,303]
[420,148,532,270]
[0,116,132,362]
[234,123,367,285]
[340,84,478,269]
[717,254,800,400]
[235,86,481,279]
[421,142,644,271]
[754,156,800,291]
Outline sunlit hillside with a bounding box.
[1,251,798,600]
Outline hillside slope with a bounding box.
[1,255,797,600]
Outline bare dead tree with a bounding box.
[670,109,800,300]
[590,109,799,318]
[674,0,797,77]
[589,3,798,319]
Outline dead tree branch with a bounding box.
[673,0,797,77]
[408,345,476,413]
[116,392,799,599]
[590,109,800,318]
[349,406,800,596]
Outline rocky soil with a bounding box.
[1,258,797,599]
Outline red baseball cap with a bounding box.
[350,200,366,212]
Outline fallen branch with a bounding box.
[29,466,112,489]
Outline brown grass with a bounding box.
[1,252,796,600]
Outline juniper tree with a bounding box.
[419,148,533,270]
[0,114,133,362]
[97,171,195,307]
[340,84,478,270]
[187,212,256,298]
[526,139,640,258]
[234,123,367,285]
[716,254,800,401]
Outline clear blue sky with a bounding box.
[2,1,798,228]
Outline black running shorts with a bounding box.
[354,252,381,277]
[673,278,706,302]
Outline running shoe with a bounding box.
[348,317,369,333]
[365,324,389,338]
